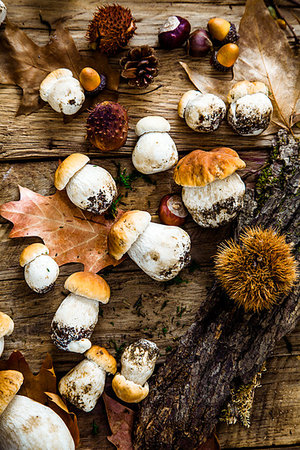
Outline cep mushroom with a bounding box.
[0,312,14,357]
[227,81,273,135]
[108,210,191,281]
[0,370,75,449]
[54,153,117,214]
[40,68,85,115]
[132,116,178,174]
[174,148,246,228]
[51,271,110,353]
[112,339,159,403]
[19,243,59,294]
[59,345,116,412]
[178,90,226,132]
[0,1,6,25]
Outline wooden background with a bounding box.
[0,0,299,448]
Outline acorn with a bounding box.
[211,43,239,72]
[87,101,128,152]
[79,67,107,97]
[207,17,239,46]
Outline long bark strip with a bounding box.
[134,131,300,449]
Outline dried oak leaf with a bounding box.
[0,19,119,116]
[180,0,299,134]
[0,186,123,273]
[103,392,135,450]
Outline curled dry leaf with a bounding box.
[103,392,135,450]
[180,0,299,134]
[0,186,123,273]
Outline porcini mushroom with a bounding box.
[174,148,246,228]
[108,210,191,281]
[178,90,226,132]
[0,312,14,357]
[112,339,159,403]
[0,1,7,25]
[54,153,117,214]
[132,116,178,174]
[51,271,110,353]
[227,81,273,135]
[59,345,116,412]
[0,370,75,449]
[19,243,59,294]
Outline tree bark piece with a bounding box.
[134,131,300,449]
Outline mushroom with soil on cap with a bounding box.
[0,370,75,449]
[132,116,178,174]
[19,243,59,294]
[178,90,226,133]
[0,312,14,357]
[108,210,191,281]
[51,272,110,353]
[174,148,246,228]
[112,339,159,403]
[227,81,273,136]
[54,153,117,214]
[59,345,116,412]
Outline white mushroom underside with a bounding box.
[0,336,4,357]
[59,359,106,412]
[182,173,245,228]
[24,255,59,293]
[132,132,178,174]
[66,164,117,214]
[127,222,191,281]
[184,93,226,132]
[121,339,159,385]
[0,395,75,450]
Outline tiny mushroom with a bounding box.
[59,345,117,412]
[227,81,273,135]
[19,243,59,294]
[112,339,159,403]
[108,210,191,281]
[51,271,110,353]
[0,312,14,357]
[40,68,85,115]
[174,148,246,228]
[0,0,7,25]
[132,116,178,174]
[54,153,117,214]
[178,90,226,132]
[0,370,75,449]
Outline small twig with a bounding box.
[267,0,299,46]
[106,84,163,96]
[39,12,52,35]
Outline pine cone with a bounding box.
[120,45,159,88]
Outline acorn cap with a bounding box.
[174,148,246,187]
[54,153,90,190]
[19,243,49,267]
[85,345,117,374]
[112,373,149,403]
[135,116,170,137]
[227,81,269,104]
[178,90,201,118]
[108,210,151,260]
[0,370,24,415]
[0,312,14,338]
[64,272,110,304]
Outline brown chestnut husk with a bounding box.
[186,29,213,57]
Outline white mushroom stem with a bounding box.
[0,0,7,25]
[0,337,4,357]
[121,339,159,386]
[127,222,191,281]
[0,395,75,450]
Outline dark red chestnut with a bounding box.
[159,16,191,50]
[186,29,213,57]
[159,194,188,226]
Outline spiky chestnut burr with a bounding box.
[86,4,136,55]
[215,227,297,312]
[87,101,128,152]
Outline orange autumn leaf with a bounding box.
[0,186,123,273]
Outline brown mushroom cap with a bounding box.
[85,345,117,374]
[173,148,246,187]
[0,312,14,339]
[112,373,149,403]
[19,243,49,267]
[0,370,24,415]
[64,272,110,304]
[227,80,269,104]
[54,153,90,190]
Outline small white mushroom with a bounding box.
[54,153,117,214]
[0,312,14,357]
[0,1,7,25]
[39,68,85,115]
[0,371,75,450]
[132,116,178,174]
[19,243,59,294]
[51,272,110,353]
[112,339,159,403]
[178,90,226,132]
[59,346,116,412]
[108,210,191,281]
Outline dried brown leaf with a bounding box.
[103,392,135,450]
[197,433,221,450]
